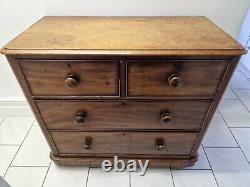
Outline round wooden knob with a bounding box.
[160,112,173,123]
[155,138,166,151]
[168,74,182,88]
[65,75,80,89]
[74,112,87,125]
[84,136,92,149]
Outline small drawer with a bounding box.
[19,59,120,96]
[36,100,210,131]
[127,60,228,97]
[51,131,198,155]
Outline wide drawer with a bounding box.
[51,131,198,155]
[127,60,227,97]
[19,59,120,96]
[36,100,210,131]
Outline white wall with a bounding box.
[0,0,45,101]
[45,0,250,37]
[0,0,250,101]
[238,8,250,71]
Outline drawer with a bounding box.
[36,100,210,130]
[19,59,120,96]
[127,60,228,97]
[51,131,198,155]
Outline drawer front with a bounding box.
[19,60,120,96]
[51,131,198,155]
[127,60,227,97]
[36,100,210,130]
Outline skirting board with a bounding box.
[0,101,33,117]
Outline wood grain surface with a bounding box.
[0,16,245,56]
[127,59,228,96]
[36,100,211,131]
[19,59,120,96]
[51,131,198,155]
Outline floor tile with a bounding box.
[0,116,5,125]
[0,146,19,176]
[184,147,210,169]
[229,72,250,89]
[12,126,50,166]
[0,117,34,145]
[238,63,250,79]
[131,168,173,187]
[235,90,250,110]
[43,162,88,187]
[172,170,217,187]
[205,148,250,187]
[87,168,129,187]
[202,113,238,147]
[222,87,238,100]
[235,68,240,72]
[218,100,250,127]
[33,121,39,126]
[4,167,47,187]
[231,128,250,162]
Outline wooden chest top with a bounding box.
[1,16,245,56]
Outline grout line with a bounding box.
[203,146,239,148]
[222,84,239,100]
[175,168,212,171]
[0,144,20,146]
[203,146,239,150]
[237,65,250,79]
[218,111,250,166]
[221,98,238,100]
[129,171,131,187]
[234,88,250,90]
[231,88,250,114]
[228,127,250,166]
[228,71,250,90]
[202,145,220,187]
[235,69,249,80]
[0,116,7,126]
[42,161,52,187]
[229,127,250,128]
[170,167,176,187]
[221,88,250,129]
[3,120,34,178]
[9,165,49,168]
[85,166,90,187]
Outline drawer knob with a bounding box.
[160,112,173,123]
[155,138,166,151]
[74,112,87,125]
[84,136,92,149]
[168,74,182,88]
[65,75,80,89]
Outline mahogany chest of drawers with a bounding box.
[1,16,246,168]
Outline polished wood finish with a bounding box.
[127,60,228,97]
[64,74,80,89]
[0,16,246,167]
[50,152,198,168]
[1,17,245,56]
[51,131,198,155]
[36,100,210,131]
[190,57,241,156]
[19,59,120,96]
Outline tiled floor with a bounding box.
[1,64,250,187]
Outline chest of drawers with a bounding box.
[0,16,246,168]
